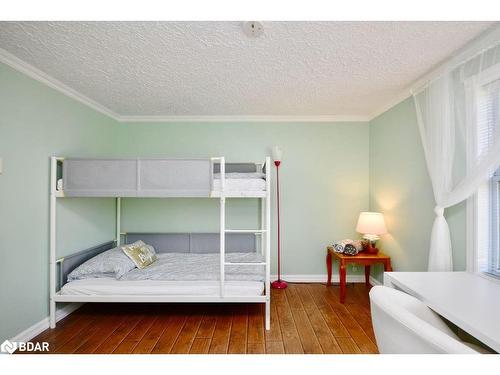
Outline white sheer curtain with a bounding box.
[413,43,500,271]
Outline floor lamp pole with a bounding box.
[272,160,287,289]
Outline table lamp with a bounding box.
[356,212,387,254]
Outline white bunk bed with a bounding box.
[49,156,272,330]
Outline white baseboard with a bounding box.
[10,303,83,343]
[271,274,366,283]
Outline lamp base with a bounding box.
[271,279,288,289]
[365,241,379,254]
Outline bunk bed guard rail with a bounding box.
[62,158,260,197]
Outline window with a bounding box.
[471,72,500,278]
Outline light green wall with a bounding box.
[2,57,469,342]
[117,121,370,276]
[0,62,119,341]
[0,62,370,341]
[369,97,467,282]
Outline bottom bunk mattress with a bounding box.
[60,279,264,296]
[61,251,266,297]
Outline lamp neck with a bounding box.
[363,234,380,243]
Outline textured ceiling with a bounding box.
[0,21,495,118]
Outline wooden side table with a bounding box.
[326,246,392,304]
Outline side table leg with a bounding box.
[326,252,333,286]
[365,265,371,287]
[339,261,346,304]
[384,260,392,272]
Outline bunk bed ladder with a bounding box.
[218,156,271,330]
[219,157,226,298]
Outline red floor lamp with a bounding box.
[271,146,287,289]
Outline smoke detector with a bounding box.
[242,21,264,38]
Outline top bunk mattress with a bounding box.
[212,178,265,191]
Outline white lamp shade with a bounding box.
[272,146,282,162]
[356,212,387,235]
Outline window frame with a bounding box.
[465,63,500,280]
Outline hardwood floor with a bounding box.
[27,283,378,354]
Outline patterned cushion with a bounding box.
[121,241,157,269]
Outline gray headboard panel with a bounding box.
[59,240,116,287]
[124,232,256,254]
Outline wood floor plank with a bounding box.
[285,284,304,310]
[170,313,203,354]
[308,285,350,338]
[93,316,142,354]
[290,308,323,354]
[189,338,211,354]
[306,308,342,354]
[196,306,217,339]
[75,314,127,354]
[26,284,379,355]
[37,312,100,353]
[351,332,378,354]
[277,291,304,354]
[32,311,87,346]
[133,315,172,354]
[336,337,362,354]
[305,284,330,310]
[151,313,188,354]
[296,283,317,314]
[301,284,342,353]
[247,342,265,354]
[345,303,377,342]
[324,288,367,338]
[208,309,233,354]
[228,305,248,354]
[51,318,98,353]
[113,315,158,354]
[265,340,285,354]
[247,304,264,344]
[265,305,283,342]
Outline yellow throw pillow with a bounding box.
[121,241,157,269]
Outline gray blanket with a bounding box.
[120,252,265,282]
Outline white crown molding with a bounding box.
[117,115,370,123]
[0,47,121,121]
[9,303,82,343]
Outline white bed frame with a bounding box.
[49,156,272,330]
